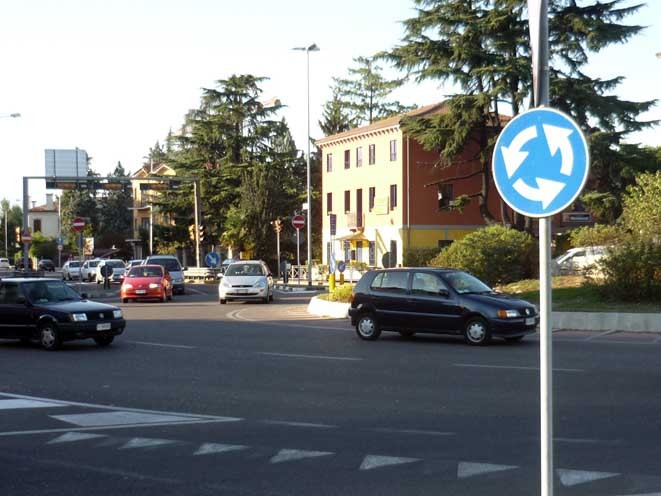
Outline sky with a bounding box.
[1,0,659,211]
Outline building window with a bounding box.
[326,192,333,213]
[33,219,42,233]
[368,144,375,165]
[356,147,363,167]
[369,187,376,211]
[356,189,363,227]
[389,140,397,161]
[343,241,350,262]
[344,190,351,213]
[344,149,350,169]
[438,240,453,249]
[390,184,397,209]
[437,183,454,209]
[326,153,333,172]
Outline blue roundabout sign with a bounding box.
[205,252,220,268]
[492,107,589,218]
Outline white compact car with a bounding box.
[0,258,10,270]
[95,259,127,283]
[218,260,274,304]
[62,260,82,280]
[81,259,102,281]
[552,246,608,276]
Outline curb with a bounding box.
[305,297,660,333]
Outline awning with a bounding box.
[335,232,369,242]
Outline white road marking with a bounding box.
[615,493,661,496]
[47,432,107,444]
[554,437,621,445]
[194,443,248,456]
[369,428,454,437]
[454,363,584,373]
[258,352,362,361]
[557,468,619,487]
[0,399,66,410]
[270,449,334,464]
[458,462,518,479]
[585,330,618,341]
[119,437,178,450]
[186,287,206,295]
[359,455,420,471]
[128,341,196,349]
[51,411,209,427]
[260,420,336,429]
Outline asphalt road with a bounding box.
[1,286,660,496]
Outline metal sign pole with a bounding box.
[297,228,301,285]
[529,1,553,494]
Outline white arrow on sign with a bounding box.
[513,177,566,209]
[543,124,574,176]
[502,125,538,178]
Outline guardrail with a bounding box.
[184,267,219,282]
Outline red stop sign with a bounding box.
[292,215,305,230]
[72,217,85,232]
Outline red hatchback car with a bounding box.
[120,264,173,303]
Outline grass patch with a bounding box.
[497,276,661,313]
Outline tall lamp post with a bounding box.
[293,43,319,286]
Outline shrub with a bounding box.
[599,237,661,301]
[323,283,354,302]
[403,247,441,267]
[428,225,534,286]
[567,224,625,248]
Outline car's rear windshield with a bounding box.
[129,266,163,278]
[68,261,81,267]
[149,258,181,271]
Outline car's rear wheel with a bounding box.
[464,317,491,346]
[39,323,61,351]
[356,313,381,341]
[94,336,114,347]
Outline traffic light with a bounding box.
[271,219,282,234]
[198,225,205,243]
[15,226,20,243]
[188,224,195,241]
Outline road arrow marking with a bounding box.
[47,432,107,444]
[513,177,566,209]
[119,437,177,450]
[457,462,518,479]
[194,443,248,456]
[543,124,574,175]
[359,455,420,471]
[557,468,619,487]
[501,125,537,178]
[270,449,333,464]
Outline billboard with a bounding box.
[45,149,89,178]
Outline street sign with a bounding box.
[337,261,346,273]
[205,252,220,268]
[492,107,589,218]
[21,231,32,243]
[292,215,305,230]
[72,217,85,232]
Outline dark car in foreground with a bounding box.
[0,278,126,350]
[349,268,538,345]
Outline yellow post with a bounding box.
[329,273,335,292]
[339,273,344,285]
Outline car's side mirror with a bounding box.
[438,289,449,298]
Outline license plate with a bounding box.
[97,323,111,331]
[238,289,247,294]
[136,289,147,294]
[525,317,536,326]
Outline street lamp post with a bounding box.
[2,204,7,258]
[293,43,319,286]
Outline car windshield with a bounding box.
[225,264,264,276]
[443,271,493,294]
[89,260,100,267]
[24,280,81,303]
[129,266,163,278]
[107,261,125,269]
[68,261,81,268]
[149,258,181,272]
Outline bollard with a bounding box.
[339,273,344,285]
[329,273,335,292]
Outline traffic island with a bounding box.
[307,296,349,319]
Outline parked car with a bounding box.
[37,259,55,272]
[120,264,173,303]
[349,268,538,346]
[95,259,127,283]
[218,260,274,304]
[0,258,11,270]
[551,246,608,276]
[0,277,126,350]
[62,260,81,280]
[126,259,143,270]
[81,259,102,281]
[142,255,185,295]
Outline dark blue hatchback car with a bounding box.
[349,268,538,345]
